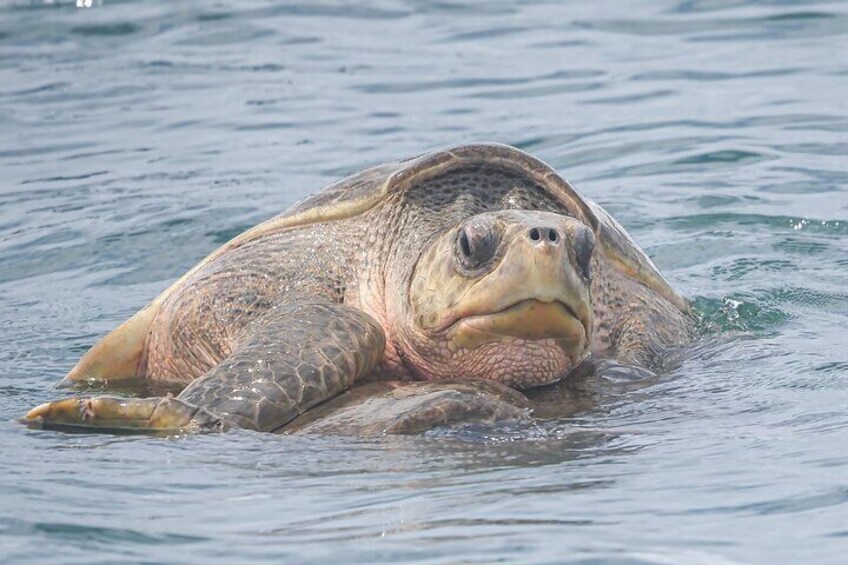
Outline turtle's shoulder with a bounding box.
[589,199,690,315]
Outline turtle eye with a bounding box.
[455,223,498,272]
[459,230,472,258]
[572,227,595,280]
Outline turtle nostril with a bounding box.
[529,227,559,243]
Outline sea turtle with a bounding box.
[23,143,692,434]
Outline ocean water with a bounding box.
[1,0,847,563]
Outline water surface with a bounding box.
[1,0,847,563]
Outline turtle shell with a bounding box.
[65,143,688,383]
[236,142,688,313]
[220,142,597,251]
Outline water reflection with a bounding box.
[2,0,847,562]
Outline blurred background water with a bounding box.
[1,0,847,563]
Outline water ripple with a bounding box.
[2,0,847,563]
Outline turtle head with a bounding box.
[399,210,595,388]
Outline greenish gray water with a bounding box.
[1,0,847,563]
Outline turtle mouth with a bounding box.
[447,298,588,350]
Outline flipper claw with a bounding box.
[24,402,54,421]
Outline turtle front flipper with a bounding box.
[23,396,223,433]
[24,302,385,433]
